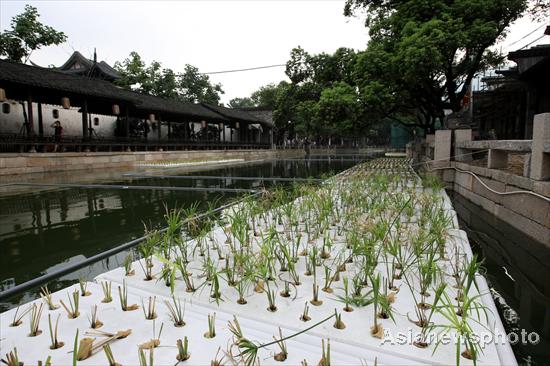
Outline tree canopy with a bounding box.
[114,52,224,105]
[280,47,364,140]
[227,97,255,109]
[0,5,67,63]
[344,0,528,132]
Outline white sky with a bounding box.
[1,1,547,104]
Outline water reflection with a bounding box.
[0,158,357,309]
[451,192,550,364]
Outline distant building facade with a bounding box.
[471,44,550,139]
[0,52,273,151]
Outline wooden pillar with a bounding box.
[124,106,130,138]
[157,117,162,141]
[26,93,35,136]
[223,124,226,142]
[82,99,88,139]
[37,102,44,137]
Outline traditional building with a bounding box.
[57,50,120,82]
[471,43,550,139]
[0,56,273,152]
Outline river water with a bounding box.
[0,157,360,309]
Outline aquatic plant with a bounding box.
[89,305,103,329]
[310,284,323,306]
[266,283,277,312]
[138,347,154,366]
[333,308,346,330]
[165,295,185,327]
[229,313,335,366]
[210,348,225,366]
[124,252,135,276]
[48,313,64,349]
[28,303,44,336]
[431,292,488,365]
[60,290,80,319]
[273,327,288,362]
[37,356,52,366]
[369,274,390,338]
[103,344,120,366]
[1,348,20,366]
[79,278,91,296]
[414,283,446,348]
[139,228,160,281]
[322,266,334,293]
[300,302,311,322]
[118,280,139,311]
[41,286,59,310]
[139,321,164,350]
[176,337,190,362]
[141,296,157,320]
[101,281,112,303]
[318,339,331,366]
[204,313,216,338]
[10,305,30,327]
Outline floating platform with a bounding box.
[0,159,517,365]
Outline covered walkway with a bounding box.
[0,60,273,152]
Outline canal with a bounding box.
[0,157,360,309]
[0,157,547,364]
[451,192,550,365]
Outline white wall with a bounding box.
[0,100,118,137]
[0,101,263,144]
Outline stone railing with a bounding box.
[406,113,550,244]
[412,113,550,181]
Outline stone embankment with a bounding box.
[408,113,550,245]
[0,149,305,176]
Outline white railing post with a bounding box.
[434,130,452,167]
[454,129,472,162]
[530,113,550,180]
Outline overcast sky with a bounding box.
[1,1,547,104]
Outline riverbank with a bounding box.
[0,148,305,176]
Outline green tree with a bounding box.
[282,46,361,140]
[251,84,280,109]
[179,64,224,105]
[228,97,255,108]
[317,81,362,137]
[0,5,67,63]
[345,0,527,133]
[115,52,224,104]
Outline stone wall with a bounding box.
[0,149,305,176]
[410,113,550,245]
[437,163,550,245]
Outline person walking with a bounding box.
[303,137,311,158]
[51,120,63,152]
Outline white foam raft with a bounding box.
[136,158,244,168]
[0,163,517,366]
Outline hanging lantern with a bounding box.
[0,88,6,102]
[61,97,70,109]
[201,120,207,129]
[148,113,156,122]
[235,122,240,129]
[112,104,120,115]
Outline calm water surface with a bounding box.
[0,157,360,309]
[451,192,550,365]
